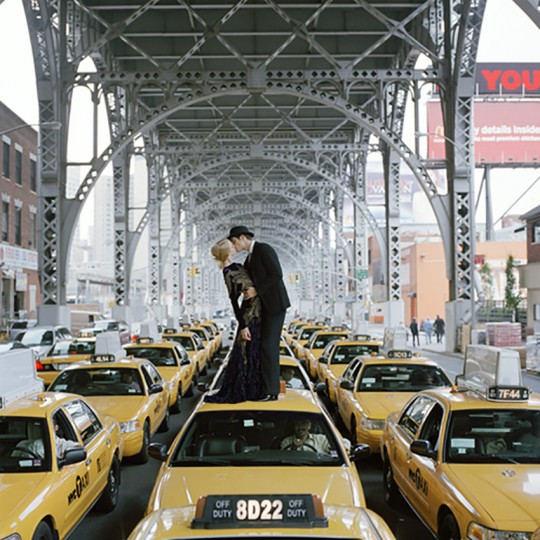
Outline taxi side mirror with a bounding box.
[314,382,326,395]
[197,381,209,392]
[61,446,87,467]
[410,439,436,459]
[340,379,354,391]
[349,443,371,461]
[148,442,168,462]
[319,356,328,364]
[181,358,191,366]
[149,383,164,394]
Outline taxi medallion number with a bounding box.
[192,494,328,529]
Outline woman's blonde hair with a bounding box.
[211,238,232,269]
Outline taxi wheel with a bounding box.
[382,455,401,507]
[184,381,194,397]
[158,407,170,432]
[171,388,181,414]
[32,521,54,540]
[133,422,150,464]
[96,455,120,512]
[350,417,358,446]
[439,513,460,540]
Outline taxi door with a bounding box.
[56,401,110,531]
[403,400,444,531]
[336,358,364,429]
[388,395,435,503]
[141,362,168,430]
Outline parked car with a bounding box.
[13,325,73,359]
[79,319,131,344]
[8,319,37,340]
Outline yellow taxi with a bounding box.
[189,325,215,365]
[48,351,170,463]
[145,390,370,514]
[163,328,208,377]
[0,349,124,540]
[304,328,350,379]
[381,345,540,540]
[199,320,223,355]
[283,320,311,346]
[125,337,196,413]
[316,338,382,403]
[203,355,315,398]
[128,499,396,540]
[336,349,452,451]
[279,339,296,358]
[290,323,327,360]
[36,335,96,386]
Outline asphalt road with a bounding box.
[73,348,540,540]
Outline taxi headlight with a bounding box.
[361,417,386,430]
[119,420,142,433]
[468,522,532,540]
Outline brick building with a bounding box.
[0,101,40,325]
[518,204,540,334]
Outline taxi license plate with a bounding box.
[192,494,327,529]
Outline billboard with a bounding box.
[426,100,540,165]
[476,63,540,95]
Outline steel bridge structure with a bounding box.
[15,0,540,350]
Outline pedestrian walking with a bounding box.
[410,318,419,347]
[434,315,445,343]
[422,317,433,344]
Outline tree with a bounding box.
[504,255,521,321]
[478,262,494,307]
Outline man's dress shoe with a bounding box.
[257,394,278,402]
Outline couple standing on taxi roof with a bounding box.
[207,225,290,403]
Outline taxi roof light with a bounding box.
[0,350,44,409]
[457,345,529,401]
[94,331,125,361]
[163,327,177,334]
[138,321,160,342]
[383,327,407,351]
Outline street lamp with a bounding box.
[0,121,62,137]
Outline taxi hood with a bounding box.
[83,395,147,422]
[354,391,416,420]
[447,464,540,529]
[150,467,364,512]
[0,473,50,527]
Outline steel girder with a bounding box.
[23,0,488,325]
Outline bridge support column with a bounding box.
[38,305,71,328]
[383,300,404,329]
[112,305,133,325]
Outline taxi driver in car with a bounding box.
[280,419,332,453]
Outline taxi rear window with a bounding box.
[49,368,144,396]
[332,344,378,364]
[357,364,451,392]
[445,410,540,464]
[164,335,194,350]
[129,347,177,367]
[170,411,345,467]
[0,416,51,472]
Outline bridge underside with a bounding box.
[24,0,500,349]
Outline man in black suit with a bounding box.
[228,225,290,401]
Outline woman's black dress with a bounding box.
[205,262,263,402]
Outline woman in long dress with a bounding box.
[205,239,263,402]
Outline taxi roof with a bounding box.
[417,386,540,411]
[197,387,322,414]
[359,355,440,367]
[63,356,151,370]
[125,340,177,349]
[1,391,87,417]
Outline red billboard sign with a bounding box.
[426,100,540,165]
[476,63,540,95]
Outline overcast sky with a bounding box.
[1,0,539,228]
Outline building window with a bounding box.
[30,158,37,191]
[2,141,10,178]
[533,221,540,244]
[15,148,22,184]
[29,211,37,249]
[15,206,22,245]
[2,201,9,242]
[535,305,540,321]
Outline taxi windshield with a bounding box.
[49,368,144,396]
[357,364,451,392]
[129,347,177,367]
[331,344,379,364]
[164,335,195,351]
[170,411,346,467]
[445,410,540,464]
[0,417,51,472]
